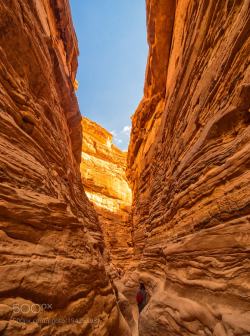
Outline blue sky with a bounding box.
[70,0,148,150]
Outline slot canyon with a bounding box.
[0,0,249,336]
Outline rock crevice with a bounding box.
[0,0,249,335]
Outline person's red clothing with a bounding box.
[136,290,144,304]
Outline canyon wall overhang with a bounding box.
[127,0,250,334]
[0,1,129,335]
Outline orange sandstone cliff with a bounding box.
[1,0,249,335]
[0,1,129,335]
[81,117,133,273]
[126,0,250,335]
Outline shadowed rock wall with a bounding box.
[127,0,250,334]
[81,117,133,274]
[0,1,129,335]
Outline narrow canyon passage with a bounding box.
[0,1,249,336]
[81,117,133,274]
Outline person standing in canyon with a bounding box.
[136,282,147,313]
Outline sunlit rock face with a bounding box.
[0,1,129,335]
[81,117,133,273]
[127,0,250,335]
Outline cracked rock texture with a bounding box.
[81,117,133,273]
[127,0,250,335]
[0,1,129,335]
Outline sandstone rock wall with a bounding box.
[127,0,176,258]
[81,117,133,273]
[127,0,250,335]
[0,1,129,335]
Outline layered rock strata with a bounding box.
[127,0,250,335]
[81,117,133,273]
[0,1,129,335]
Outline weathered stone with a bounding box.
[81,117,133,273]
[1,0,249,335]
[127,0,250,335]
[0,1,129,335]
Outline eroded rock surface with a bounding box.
[0,1,129,335]
[81,117,133,273]
[127,0,250,335]
[1,0,249,335]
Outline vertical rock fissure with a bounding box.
[1,1,249,335]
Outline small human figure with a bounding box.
[136,282,147,313]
